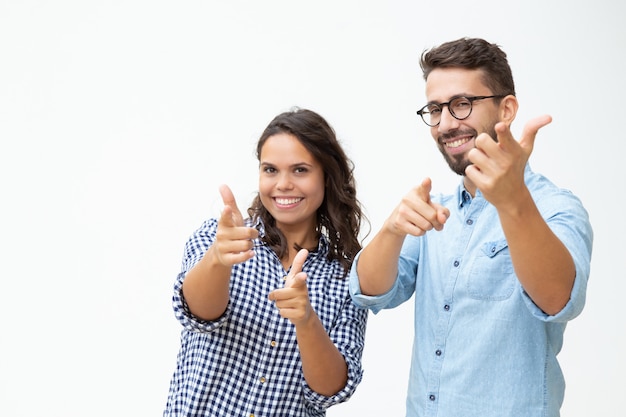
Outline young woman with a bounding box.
[164,108,369,417]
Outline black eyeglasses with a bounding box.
[416,95,506,127]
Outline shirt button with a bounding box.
[453,260,459,267]
[444,304,450,311]
[283,276,287,281]
[259,377,266,384]
[270,340,277,347]
[435,349,442,356]
[429,394,436,401]
[466,219,473,225]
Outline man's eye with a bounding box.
[428,106,441,115]
[453,101,471,110]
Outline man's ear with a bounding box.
[499,94,519,124]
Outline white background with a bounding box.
[1,1,624,416]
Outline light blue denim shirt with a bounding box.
[350,165,593,417]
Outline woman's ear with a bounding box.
[499,94,519,124]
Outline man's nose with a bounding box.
[437,105,460,132]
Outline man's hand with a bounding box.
[466,115,552,209]
[384,177,450,237]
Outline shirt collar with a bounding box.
[248,217,329,256]
[457,181,473,208]
[455,163,533,208]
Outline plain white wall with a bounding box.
[1,1,623,415]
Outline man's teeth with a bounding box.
[446,138,469,148]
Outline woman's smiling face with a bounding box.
[258,132,325,232]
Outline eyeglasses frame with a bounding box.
[416,95,508,127]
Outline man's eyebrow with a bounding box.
[426,94,469,105]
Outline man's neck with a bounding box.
[463,176,477,197]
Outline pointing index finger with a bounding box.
[416,177,433,203]
[289,249,308,277]
[218,184,244,226]
[268,249,309,301]
[283,249,309,288]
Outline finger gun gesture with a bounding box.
[268,249,312,326]
[212,184,259,267]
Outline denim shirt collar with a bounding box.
[456,163,533,208]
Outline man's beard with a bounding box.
[440,149,471,176]
[437,127,497,176]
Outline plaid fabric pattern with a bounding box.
[164,218,368,417]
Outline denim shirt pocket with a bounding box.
[467,239,516,301]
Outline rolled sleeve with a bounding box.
[171,219,228,332]
[302,349,363,410]
[172,272,230,332]
[526,188,594,322]
[303,294,368,409]
[302,368,359,411]
[349,251,401,314]
[349,244,419,314]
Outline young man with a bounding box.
[349,38,593,417]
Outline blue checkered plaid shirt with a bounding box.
[164,218,368,417]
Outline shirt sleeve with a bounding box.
[349,237,420,314]
[302,293,369,409]
[171,219,230,332]
[523,188,594,322]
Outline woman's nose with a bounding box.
[276,173,293,190]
